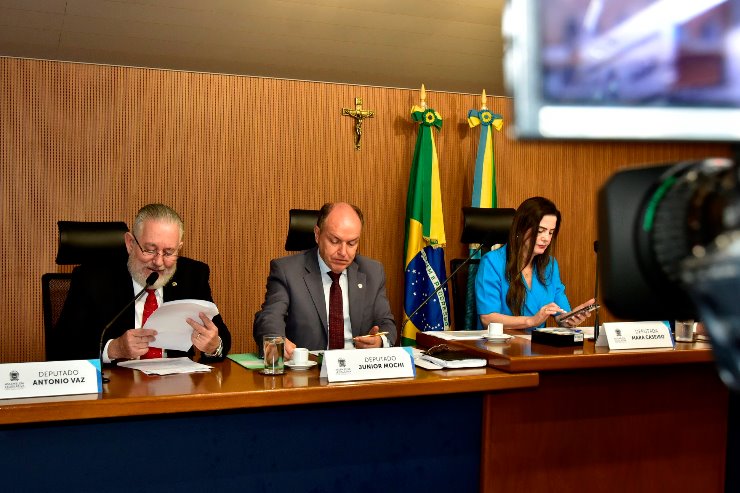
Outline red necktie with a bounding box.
[328,272,344,350]
[140,289,162,359]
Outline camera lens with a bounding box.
[642,158,736,285]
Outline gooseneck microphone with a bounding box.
[98,272,159,381]
[400,241,489,337]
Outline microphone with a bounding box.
[98,272,159,380]
[401,241,490,338]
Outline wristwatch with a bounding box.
[204,337,223,357]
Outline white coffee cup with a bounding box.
[292,347,309,365]
[487,322,504,337]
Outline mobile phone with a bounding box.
[557,303,599,322]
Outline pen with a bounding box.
[354,331,389,338]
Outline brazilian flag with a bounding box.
[402,104,449,345]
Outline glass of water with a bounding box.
[262,334,285,374]
[675,320,695,343]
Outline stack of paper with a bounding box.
[118,357,212,376]
[424,330,487,341]
[416,348,487,369]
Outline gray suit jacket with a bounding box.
[253,248,396,350]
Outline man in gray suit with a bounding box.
[253,202,396,359]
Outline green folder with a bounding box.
[228,353,264,370]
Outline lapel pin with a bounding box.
[358,283,363,289]
[171,282,177,287]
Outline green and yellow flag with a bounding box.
[402,91,449,345]
[460,91,503,329]
[467,91,504,209]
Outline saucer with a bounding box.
[484,334,513,343]
[285,360,317,371]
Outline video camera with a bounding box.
[599,157,740,390]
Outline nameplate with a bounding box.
[603,321,673,350]
[0,360,102,399]
[320,347,415,382]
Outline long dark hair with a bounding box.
[505,197,561,315]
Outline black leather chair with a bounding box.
[55,220,129,264]
[450,207,515,330]
[284,209,319,251]
[43,221,128,359]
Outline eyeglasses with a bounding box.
[131,234,179,259]
[424,344,451,355]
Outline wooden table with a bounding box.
[0,358,537,492]
[417,331,729,493]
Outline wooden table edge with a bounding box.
[0,370,538,425]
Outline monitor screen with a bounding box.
[504,0,740,141]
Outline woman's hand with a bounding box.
[529,302,566,328]
[556,298,596,328]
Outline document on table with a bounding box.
[143,299,219,351]
[577,326,595,339]
[424,330,487,341]
[412,348,486,368]
[118,357,213,375]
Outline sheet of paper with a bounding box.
[143,299,218,351]
[576,326,595,339]
[423,330,487,341]
[117,357,212,375]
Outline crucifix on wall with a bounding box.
[342,97,375,150]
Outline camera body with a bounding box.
[599,157,740,389]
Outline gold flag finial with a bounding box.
[420,84,427,109]
[481,89,488,110]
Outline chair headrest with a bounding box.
[461,207,515,245]
[56,221,129,265]
[285,209,319,251]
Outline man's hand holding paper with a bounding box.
[188,311,222,355]
[143,299,219,351]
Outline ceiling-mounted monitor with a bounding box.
[503,0,740,141]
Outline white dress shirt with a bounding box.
[101,278,164,363]
[317,253,388,349]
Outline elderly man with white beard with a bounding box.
[51,203,231,362]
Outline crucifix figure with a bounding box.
[342,97,375,150]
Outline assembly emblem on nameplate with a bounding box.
[0,360,102,399]
[320,347,415,382]
[602,321,673,350]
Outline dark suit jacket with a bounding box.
[50,257,231,362]
[253,247,396,350]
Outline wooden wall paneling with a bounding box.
[0,57,732,362]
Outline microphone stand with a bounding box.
[593,240,601,342]
[401,240,490,341]
[98,272,159,383]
